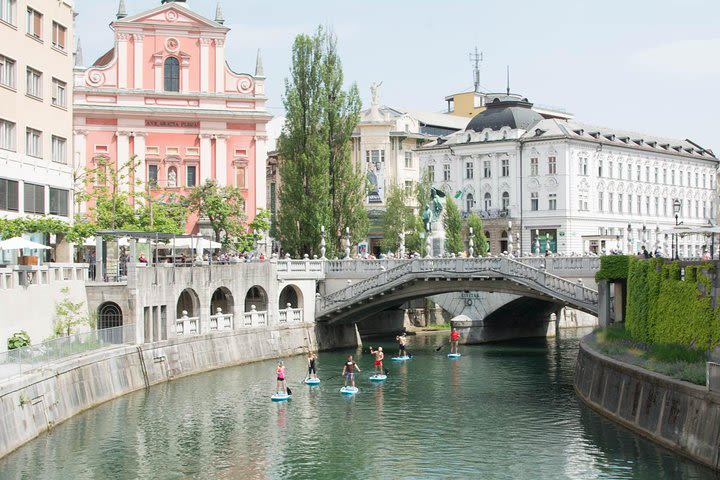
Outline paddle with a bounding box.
[435,344,444,351]
[286,385,292,396]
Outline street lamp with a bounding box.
[673,198,682,260]
[626,223,632,254]
[507,220,513,256]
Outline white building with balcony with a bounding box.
[417,94,718,257]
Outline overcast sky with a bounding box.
[75,0,720,152]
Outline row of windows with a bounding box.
[364,149,413,169]
[464,192,511,212]
[592,159,714,189]
[529,192,557,211]
[0,54,67,107]
[0,2,67,52]
[594,192,713,219]
[0,118,66,162]
[428,159,512,183]
[144,164,247,189]
[0,178,69,216]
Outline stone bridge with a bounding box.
[316,257,602,324]
[84,255,605,347]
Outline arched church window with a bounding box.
[164,57,179,92]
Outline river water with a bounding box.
[0,330,716,480]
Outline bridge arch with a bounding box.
[98,301,123,329]
[245,286,268,312]
[279,284,303,309]
[211,287,234,315]
[177,288,200,318]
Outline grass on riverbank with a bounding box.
[590,325,708,385]
[420,323,451,331]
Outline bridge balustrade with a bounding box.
[278,307,304,324]
[243,306,268,327]
[175,316,200,335]
[209,313,234,331]
[317,257,600,318]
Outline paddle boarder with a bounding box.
[369,346,384,375]
[396,333,409,358]
[307,351,318,380]
[342,355,361,388]
[450,328,460,354]
[276,361,287,395]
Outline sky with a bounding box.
[74,0,720,152]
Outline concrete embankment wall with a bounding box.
[0,322,358,459]
[574,338,720,471]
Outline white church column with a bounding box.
[117,33,128,89]
[215,38,225,93]
[180,54,190,94]
[215,134,227,186]
[133,132,147,188]
[117,131,131,193]
[200,38,211,93]
[200,134,212,182]
[255,135,268,209]
[133,34,144,89]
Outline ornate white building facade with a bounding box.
[418,95,718,257]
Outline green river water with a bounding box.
[0,329,716,479]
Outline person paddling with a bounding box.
[307,352,318,380]
[369,346,384,375]
[450,328,460,354]
[276,361,287,395]
[342,355,361,388]
[396,333,409,357]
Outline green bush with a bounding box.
[595,255,631,282]
[625,257,719,350]
[646,343,708,364]
[7,331,30,350]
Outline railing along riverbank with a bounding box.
[0,324,135,382]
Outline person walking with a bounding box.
[450,328,461,354]
[276,361,287,395]
[369,346,384,375]
[306,352,318,380]
[342,355,361,388]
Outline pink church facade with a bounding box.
[73,0,270,233]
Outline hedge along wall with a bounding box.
[625,257,720,349]
[595,255,630,282]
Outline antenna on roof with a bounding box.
[469,47,483,93]
[506,65,510,96]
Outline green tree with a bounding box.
[380,185,415,253]
[466,213,489,256]
[53,287,92,337]
[444,198,464,254]
[277,27,366,257]
[186,180,246,246]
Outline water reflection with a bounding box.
[0,330,715,480]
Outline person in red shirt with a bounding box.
[450,328,460,354]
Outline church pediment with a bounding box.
[118,4,227,30]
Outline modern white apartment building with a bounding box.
[0,0,75,260]
[418,94,718,257]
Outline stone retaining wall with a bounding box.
[0,322,359,459]
[574,338,720,470]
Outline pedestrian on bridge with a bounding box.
[450,328,460,354]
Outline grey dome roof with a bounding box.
[466,97,543,132]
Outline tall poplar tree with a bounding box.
[444,199,464,254]
[277,27,366,257]
[381,185,415,253]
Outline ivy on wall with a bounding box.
[625,257,719,349]
[595,255,630,282]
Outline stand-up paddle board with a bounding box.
[271,393,291,401]
[340,386,359,395]
[391,356,411,361]
[447,353,462,359]
[369,374,387,381]
[304,377,321,385]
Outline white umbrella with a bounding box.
[0,237,51,250]
[161,237,222,250]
